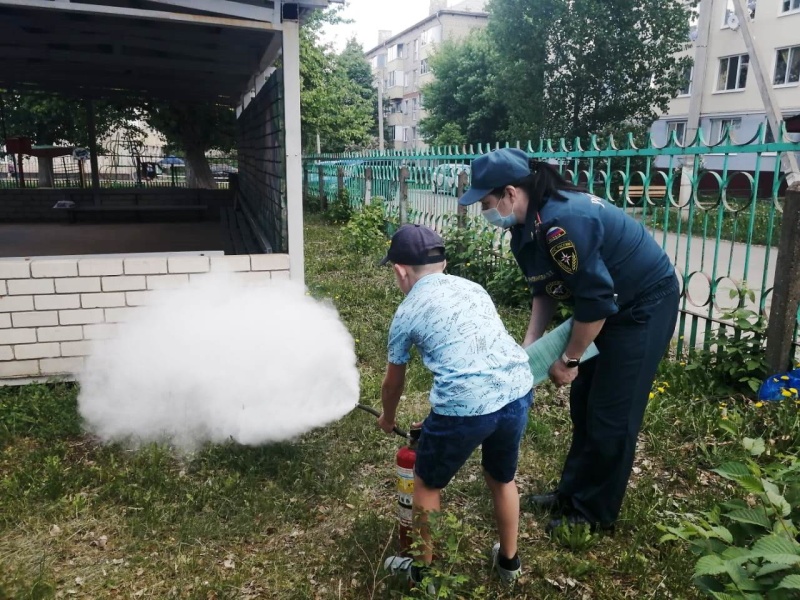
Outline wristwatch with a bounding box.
[561,353,580,369]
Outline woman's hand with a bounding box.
[549,359,578,387]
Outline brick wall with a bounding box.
[237,70,287,253]
[0,188,233,222]
[0,252,290,383]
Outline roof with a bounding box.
[365,9,488,56]
[0,0,331,104]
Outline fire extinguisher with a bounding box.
[396,427,421,555]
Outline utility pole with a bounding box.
[679,0,714,209]
[377,78,385,152]
[732,0,800,183]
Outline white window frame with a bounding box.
[667,120,688,145]
[420,58,430,75]
[780,0,800,14]
[717,54,749,91]
[710,117,742,144]
[773,45,800,86]
[722,0,756,27]
[678,66,694,96]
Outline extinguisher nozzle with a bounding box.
[355,403,409,439]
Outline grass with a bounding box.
[1,214,798,599]
[624,197,782,248]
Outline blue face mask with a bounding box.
[482,198,518,228]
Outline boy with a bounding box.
[376,224,534,588]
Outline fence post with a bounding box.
[302,162,309,209]
[399,166,409,225]
[318,164,327,211]
[365,167,373,206]
[456,170,468,229]
[337,166,344,201]
[766,181,800,372]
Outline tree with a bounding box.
[487,0,692,141]
[300,13,374,153]
[141,102,235,189]
[418,30,508,147]
[0,91,136,147]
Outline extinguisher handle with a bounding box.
[356,403,409,439]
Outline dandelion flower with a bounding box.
[657,387,665,393]
[719,402,727,408]
[781,389,792,397]
[781,376,790,381]
[648,392,655,400]
[754,401,763,408]
[789,388,798,395]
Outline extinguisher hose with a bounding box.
[356,403,409,439]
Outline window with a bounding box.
[387,45,398,62]
[412,69,418,90]
[667,121,687,144]
[717,54,749,90]
[710,118,742,143]
[723,0,756,26]
[387,70,404,87]
[419,94,425,108]
[393,126,404,141]
[413,39,420,60]
[412,127,418,141]
[404,99,410,115]
[420,58,430,75]
[782,0,800,12]
[421,25,442,46]
[403,127,409,142]
[678,66,693,96]
[774,46,800,85]
[412,97,419,121]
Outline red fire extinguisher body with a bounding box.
[396,441,416,555]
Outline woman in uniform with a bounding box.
[458,148,679,533]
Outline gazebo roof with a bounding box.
[0,0,332,104]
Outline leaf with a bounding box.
[755,562,793,577]
[750,535,800,564]
[725,508,771,530]
[765,489,792,517]
[694,555,728,577]
[736,476,766,495]
[777,574,800,590]
[742,438,766,456]
[714,462,751,480]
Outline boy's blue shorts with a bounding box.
[414,390,533,490]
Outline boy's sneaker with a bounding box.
[383,556,436,595]
[491,543,521,583]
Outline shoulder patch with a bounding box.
[549,240,579,275]
[545,280,572,300]
[546,226,567,243]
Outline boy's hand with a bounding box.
[377,413,397,434]
[549,359,578,387]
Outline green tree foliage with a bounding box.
[140,102,235,189]
[301,14,374,153]
[0,91,136,147]
[422,0,692,144]
[419,30,508,147]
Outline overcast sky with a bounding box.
[321,0,433,52]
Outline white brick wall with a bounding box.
[0,253,292,382]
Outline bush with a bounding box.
[342,200,388,258]
[659,438,800,599]
[324,188,354,225]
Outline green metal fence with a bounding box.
[304,123,800,366]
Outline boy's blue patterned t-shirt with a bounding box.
[387,273,533,416]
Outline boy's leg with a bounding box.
[483,472,519,560]
[412,474,441,565]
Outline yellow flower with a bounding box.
[648,392,655,400]
[754,401,763,408]
[780,376,789,381]
[789,388,798,395]
[657,387,665,393]
[662,382,670,388]
[355,338,360,343]
[466,262,471,267]
[679,361,686,366]
[781,389,792,397]
[719,402,727,408]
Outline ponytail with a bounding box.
[491,160,586,211]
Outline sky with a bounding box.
[321,0,433,53]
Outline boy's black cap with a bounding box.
[380,224,446,266]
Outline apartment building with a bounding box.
[365,0,488,151]
[652,0,800,177]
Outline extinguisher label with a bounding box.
[397,466,414,509]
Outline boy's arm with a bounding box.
[378,362,407,434]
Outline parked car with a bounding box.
[431,163,471,196]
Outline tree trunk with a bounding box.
[38,156,55,187]
[184,144,216,189]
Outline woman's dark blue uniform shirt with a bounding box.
[509,191,675,322]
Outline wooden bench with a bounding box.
[220,207,261,255]
[64,204,207,223]
[627,185,667,201]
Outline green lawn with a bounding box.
[1,216,797,599]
